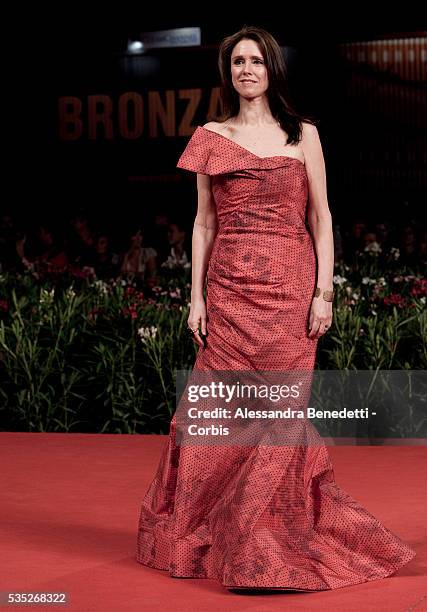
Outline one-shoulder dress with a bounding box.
[135,125,416,590]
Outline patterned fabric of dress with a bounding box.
[135,126,416,590]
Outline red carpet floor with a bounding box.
[0,432,425,612]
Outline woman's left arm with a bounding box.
[302,122,334,339]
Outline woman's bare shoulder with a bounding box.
[300,122,321,157]
[300,121,325,170]
[301,121,318,139]
[202,120,228,136]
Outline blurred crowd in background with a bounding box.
[0,209,425,288]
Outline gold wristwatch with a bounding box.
[314,287,335,302]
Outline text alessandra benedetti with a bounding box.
[186,407,372,419]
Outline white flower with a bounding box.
[66,287,76,300]
[420,297,426,304]
[82,266,95,276]
[169,287,181,299]
[390,247,400,260]
[364,241,382,255]
[161,250,191,269]
[39,288,55,305]
[333,275,347,285]
[94,280,109,295]
[138,325,158,344]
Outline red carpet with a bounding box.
[0,432,425,611]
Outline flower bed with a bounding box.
[0,251,425,433]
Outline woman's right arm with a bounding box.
[187,173,218,347]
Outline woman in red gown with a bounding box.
[136,26,416,591]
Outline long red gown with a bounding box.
[135,125,416,590]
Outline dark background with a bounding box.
[7,8,427,241]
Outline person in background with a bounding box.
[120,226,157,286]
[160,220,191,270]
[27,223,68,270]
[150,210,171,265]
[399,222,419,268]
[66,210,96,266]
[374,220,393,253]
[0,213,24,272]
[362,227,379,248]
[342,216,367,262]
[85,232,120,280]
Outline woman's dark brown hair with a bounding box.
[215,25,318,145]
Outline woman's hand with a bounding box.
[187,295,208,348]
[307,296,333,339]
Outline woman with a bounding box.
[87,232,120,280]
[120,227,157,284]
[160,220,191,270]
[136,26,415,592]
[29,224,69,270]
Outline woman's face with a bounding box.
[97,236,108,253]
[39,227,53,245]
[352,222,365,239]
[403,226,416,245]
[168,224,185,245]
[230,38,268,99]
[363,232,377,246]
[131,230,143,246]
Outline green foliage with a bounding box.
[0,272,196,433]
[0,255,425,433]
